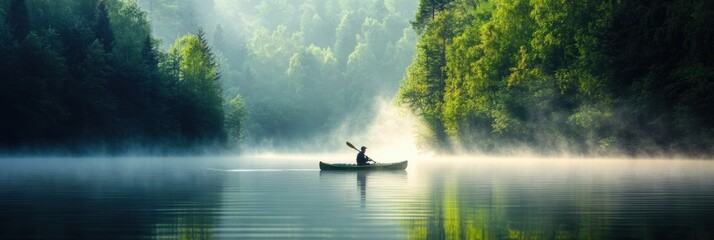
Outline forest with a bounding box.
[135,0,419,148]
[1,0,712,156]
[399,0,714,156]
[0,0,234,153]
[0,0,418,153]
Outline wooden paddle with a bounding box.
[346,141,377,164]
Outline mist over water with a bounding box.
[232,97,426,164]
[354,100,423,159]
[2,0,714,239]
[2,156,713,239]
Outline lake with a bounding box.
[1,156,713,239]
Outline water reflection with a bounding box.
[213,169,409,238]
[1,157,713,239]
[357,172,367,207]
[0,157,224,239]
[319,170,408,209]
[401,158,714,240]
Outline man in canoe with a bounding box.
[356,146,375,165]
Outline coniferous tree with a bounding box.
[0,0,245,152]
[169,29,225,144]
[141,35,158,69]
[411,0,453,33]
[95,1,114,52]
[66,40,113,139]
[197,28,219,81]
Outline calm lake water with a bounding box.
[1,156,713,239]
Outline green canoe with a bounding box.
[319,160,408,171]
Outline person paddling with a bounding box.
[356,146,375,166]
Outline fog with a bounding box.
[134,0,420,153]
[3,2,714,239]
[3,0,708,157]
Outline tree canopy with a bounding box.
[136,0,419,148]
[2,0,712,156]
[398,0,714,156]
[0,0,240,154]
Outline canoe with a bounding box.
[319,160,408,171]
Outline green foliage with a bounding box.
[399,0,714,155]
[412,0,454,34]
[226,95,247,144]
[169,30,225,144]
[605,0,714,154]
[94,1,114,52]
[3,30,68,143]
[135,0,196,49]
[0,0,233,153]
[135,0,419,145]
[75,39,113,129]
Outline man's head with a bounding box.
[361,146,367,152]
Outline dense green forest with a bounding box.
[2,0,712,156]
[0,0,240,153]
[0,0,418,153]
[399,0,714,156]
[135,0,419,147]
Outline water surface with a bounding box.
[1,156,712,239]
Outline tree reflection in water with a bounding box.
[0,159,224,239]
[400,161,714,240]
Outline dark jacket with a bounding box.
[356,151,370,165]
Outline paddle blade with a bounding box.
[346,141,362,152]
